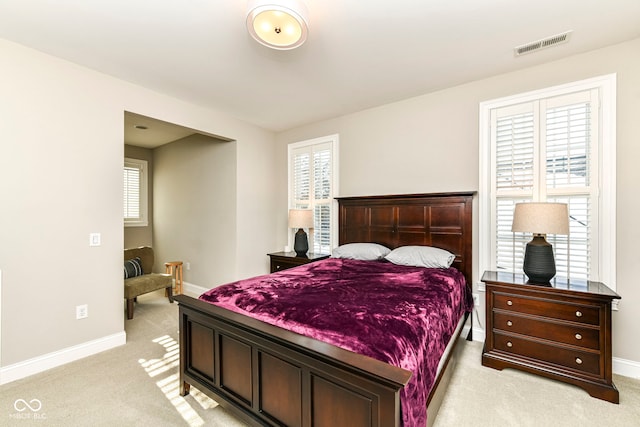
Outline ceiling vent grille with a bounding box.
[514,31,572,56]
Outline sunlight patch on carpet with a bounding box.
[138,335,179,377]
[138,334,217,426]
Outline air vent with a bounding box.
[514,31,572,56]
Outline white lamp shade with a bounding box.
[511,203,570,235]
[246,0,309,50]
[288,209,313,229]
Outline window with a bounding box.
[479,75,616,287]
[288,135,339,254]
[124,158,148,227]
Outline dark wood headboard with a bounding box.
[336,192,475,285]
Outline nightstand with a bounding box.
[268,252,330,273]
[481,270,621,403]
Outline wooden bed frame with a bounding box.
[175,192,474,427]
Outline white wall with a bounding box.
[275,38,640,368]
[0,38,278,376]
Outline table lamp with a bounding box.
[511,202,569,283]
[288,209,313,257]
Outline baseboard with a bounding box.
[0,331,126,385]
[471,326,486,343]
[470,326,639,378]
[613,356,640,379]
[182,281,208,297]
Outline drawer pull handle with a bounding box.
[506,320,513,327]
[507,300,513,306]
[506,341,513,348]
[575,333,582,340]
[575,311,583,317]
[575,357,583,365]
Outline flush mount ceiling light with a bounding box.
[246,0,309,50]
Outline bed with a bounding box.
[175,192,474,427]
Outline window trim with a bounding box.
[287,134,339,253]
[479,74,616,290]
[124,157,149,227]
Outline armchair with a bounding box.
[124,246,173,319]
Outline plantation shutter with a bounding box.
[491,89,598,280]
[492,103,535,274]
[313,147,332,254]
[124,161,142,221]
[291,142,333,254]
[543,91,597,280]
[292,151,310,208]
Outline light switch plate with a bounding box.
[89,233,101,246]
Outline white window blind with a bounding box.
[124,158,148,227]
[489,88,601,281]
[313,148,332,253]
[289,135,338,255]
[480,74,616,289]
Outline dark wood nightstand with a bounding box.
[268,252,330,273]
[481,270,621,403]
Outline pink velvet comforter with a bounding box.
[199,258,472,427]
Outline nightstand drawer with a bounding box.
[493,332,601,376]
[268,252,330,273]
[493,292,600,325]
[271,259,299,272]
[493,311,600,350]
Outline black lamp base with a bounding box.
[523,235,556,283]
[293,228,309,257]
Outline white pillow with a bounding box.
[385,245,455,268]
[332,243,391,261]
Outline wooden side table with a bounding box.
[268,252,329,273]
[481,270,620,403]
[165,261,184,295]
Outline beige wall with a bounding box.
[1,32,637,377]
[0,38,278,368]
[275,38,640,365]
[153,134,238,286]
[124,144,154,249]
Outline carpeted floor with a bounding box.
[1,291,244,427]
[434,338,640,427]
[1,290,638,426]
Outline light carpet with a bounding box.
[1,290,638,426]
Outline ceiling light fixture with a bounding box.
[246,0,309,50]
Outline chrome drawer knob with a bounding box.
[507,300,513,306]
[575,357,583,365]
[575,311,583,317]
[506,320,513,327]
[575,333,582,340]
[506,341,513,348]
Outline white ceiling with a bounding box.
[2,0,639,136]
[124,112,197,148]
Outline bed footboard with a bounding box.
[177,295,411,427]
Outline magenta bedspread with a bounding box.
[199,258,472,427]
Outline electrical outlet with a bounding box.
[612,300,620,311]
[186,262,191,270]
[472,293,480,307]
[76,304,88,319]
